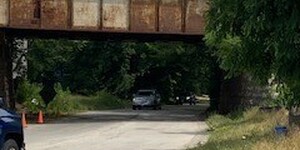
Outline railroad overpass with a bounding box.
[0,0,263,113]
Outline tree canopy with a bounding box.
[25,39,215,102]
[205,0,300,104]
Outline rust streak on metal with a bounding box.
[128,0,132,32]
[130,0,156,32]
[102,0,129,31]
[41,0,69,29]
[155,0,159,32]
[159,0,182,33]
[8,0,10,26]
[9,0,40,28]
[72,0,100,30]
[67,0,72,29]
[185,0,208,34]
[99,0,103,30]
[181,0,186,33]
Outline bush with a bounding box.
[46,84,83,116]
[15,80,44,113]
[274,84,295,109]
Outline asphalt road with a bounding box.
[24,105,209,150]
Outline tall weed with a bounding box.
[46,84,83,116]
[15,80,44,113]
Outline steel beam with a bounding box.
[0,31,14,109]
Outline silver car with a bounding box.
[132,89,161,110]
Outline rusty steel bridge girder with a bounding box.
[0,0,208,36]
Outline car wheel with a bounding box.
[2,139,19,150]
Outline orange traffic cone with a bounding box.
[37,110,44,124]
[21,112,28,128]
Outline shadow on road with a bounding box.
[46,105,209,124]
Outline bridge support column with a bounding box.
[0,32,14,109]
[219,74,267,114]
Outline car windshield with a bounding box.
[137,91,154,96]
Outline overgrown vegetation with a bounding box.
[191,107,291,150]
[203,1,300,144]
[78,91,130,111]
[46,93,130,117]
[46,84,82,116]
[25,40,214,103]
[11,38,216,114]
[46,91,130,117]
[264,83,295,109]
[15,81,130,116]
[15,80,45,113]
[205,0,300,108]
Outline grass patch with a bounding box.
[75,91,131,111]
[190,107,291,150]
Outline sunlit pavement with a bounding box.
[24,105,209,150]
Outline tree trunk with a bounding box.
[219,74,267,114]
[208,62,222,111]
